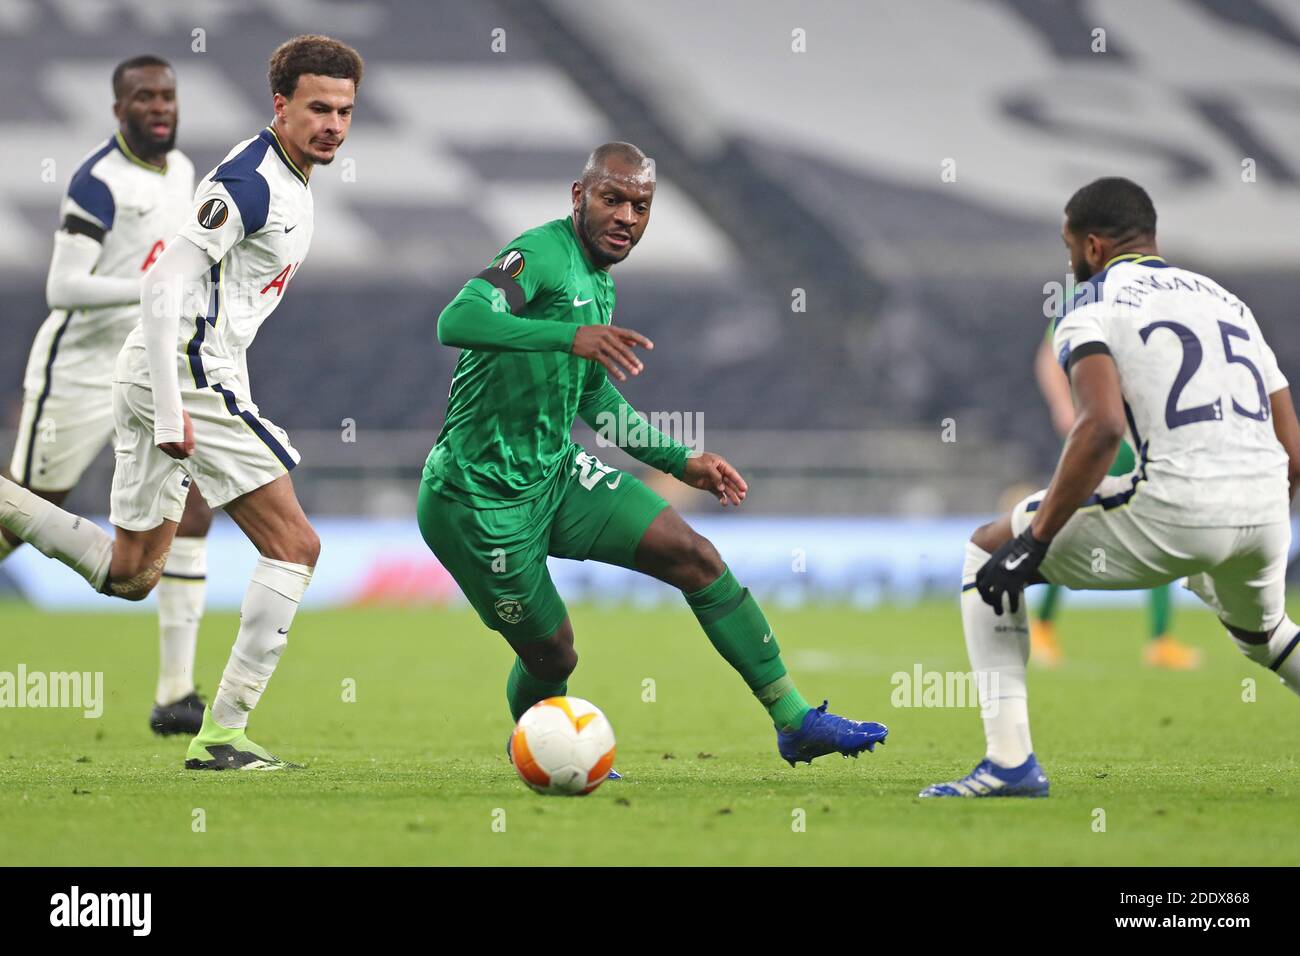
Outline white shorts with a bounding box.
[1011,476,1291,633]
[8,388,115,492]
[109,380,299,531]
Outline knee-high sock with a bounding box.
[962,541,1033,767]
[1036,582,1062,622]
[1147,584,1172,640]
[156,536,207,705]
[506,657,567,722]
[1230,616,1300,698]
[685,566,810,730]
[0,477,111,591]
[211,557,312,731]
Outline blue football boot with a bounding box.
[918,753,1050,798]
[776,700,889,766]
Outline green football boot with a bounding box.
[184,707,299,771]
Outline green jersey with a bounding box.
[425,218,688,508]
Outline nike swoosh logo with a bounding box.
[1004,553,1029,571]
[762,632,773,643]
[277,627,290,635]
[605,474,622,490]
[284,224,297,233]
[573,296,593,307]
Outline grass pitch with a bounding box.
[1,598,1297,866]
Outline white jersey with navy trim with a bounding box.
[117,126,314,396]
[23,133,194,396]
[1054,255,1290,527]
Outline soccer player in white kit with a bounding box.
[0,35,364,770]
[0,56,216,736]
[922,178,1300,798]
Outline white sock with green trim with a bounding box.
[211,557,312,730]
[156,536,207,705]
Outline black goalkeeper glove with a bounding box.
[975,527,1050,615]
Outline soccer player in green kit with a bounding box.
[419,142,888,770]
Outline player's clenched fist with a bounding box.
[974,527,1049,615]
[158,410,196,460]
[571,324,653,382]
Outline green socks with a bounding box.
[1040,581,1171,638]
[684,566,811,730]
[1148,583,1172,639]
[1037,582,1062,622]
[506,656,567,722]
[505,567,816,731]
[763,675,813,730]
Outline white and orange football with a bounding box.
[510,696,616,796]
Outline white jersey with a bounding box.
[24,133,194,395]
[117,126,313,396]
[1054,255,1290,527]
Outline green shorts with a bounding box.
[417,448,670,642]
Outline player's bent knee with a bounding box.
[299,527,321,567]
[523,642,577,684]
[971,517,1012,553]
[266,526,320,566]
[554,645,579,681]
[685,533,725,588]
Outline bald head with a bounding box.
[571,141,657,269]
[580,141,656,188]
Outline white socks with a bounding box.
[1230,616,1300,698]
[962,540,1034,768]
[155,536,207,705]
[211,556,313,730]
[0,477,112,591]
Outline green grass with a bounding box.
[1,599,1297,866]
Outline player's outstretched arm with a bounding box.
[437,282,578,354]
[44,217,141,310]
[1028,351,1126,542]
[436,281,652,382]
[577,374,690,476]
[1269,387,1300,502]
[141,236,211,458]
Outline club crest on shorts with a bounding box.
[495,598,524,624]
[197,198,228,229]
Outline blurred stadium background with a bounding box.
[2,0,1298,608]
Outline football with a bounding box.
[510,696,617,796]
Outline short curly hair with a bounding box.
[268,35,364,99]
[1065,177,1156,241]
